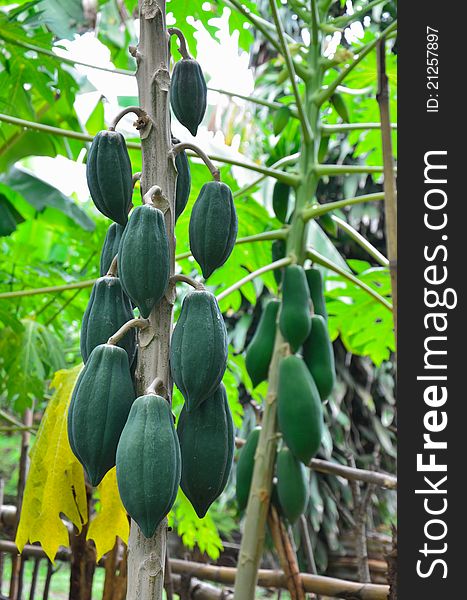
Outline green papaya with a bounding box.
[170,290,228,411]
[116,394,181,538]
[279,265,312,352]
[170,58,207,136]
[272,239,286,285]
[119,204,170,319]
[189,181,238,279]
[272,181,290,223]
[276,446,309,524]
[330,93,350,123]
[303,315,335,400]
[86,130,133,226]
[178,384,234,518]
[305,267,328,321]
[236,427,261,512]
[277,355,323,464]
[172,136,191,222]
[100,223,125,276]
[245,299,280,388]
[68,344,135,486]
[80,276,135,364]
[318,212,338,238]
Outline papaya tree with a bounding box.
[2,0,397,598]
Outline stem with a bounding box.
[332,0,388,27]
[109,106,150,132]
[107,318,150,346]
[146,377,166,396]
[307,249,393,312]
[233,154,300,199]
[0,33,135,76]
[332,215,389,267]
[0,279,97,300]
[315,164,387,176]
[169,274,204,290]
[171,142,220,181]
[106,255,119,277]
[0,113,298,183]
[132,172,142,186]
[143,185,163,205]
[269,0,312,143]
[208,87,298,117]
[377,39,398,342]
[167,27,190,59]
[314,20,397,105]
[322,122,397,133]
[301,191,385,220]
[216,257,292,302]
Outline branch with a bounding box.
[208,86,298,117]
[315,164,388,176]
[107,318,150,346]
[167,27,190,59]
[306,249,393,312]
[322,122,397,134]
[314,20,397,105]
[332,0,388,28]
[171,142,220,181]
[301,191,385,221]
[216,257,292,302]
[233,154,300,199]
[0,279,97,300]
[332,215,389,267]
[269,0,312,143]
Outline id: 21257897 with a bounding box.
[426,26,439,113]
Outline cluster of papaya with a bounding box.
[239,264,335,524]
[68,47,239,539]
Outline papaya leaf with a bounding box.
[15,365,88,562]
[87,468,129,562]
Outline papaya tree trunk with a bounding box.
[126,1,177,599]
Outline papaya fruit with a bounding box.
[245,299,280,388]
[303,314,335,400]
[279,265,312,352]
[276,446,309,524]
[236,427,261,512]
[170,290,228,411]
[68,344,135,486]
[119,204,170,318]
[170,58,207,136]
[86,130,133,226]
[189,181,238,279]
[272,239,286,285]
[116,394,181,538]
[330,93,350,123]
[172,136,191,222]
[277,355,323,464]
[100,223,124,276]
[305,267,328,321]
[177,383,234,518]
[318,212,338,238]
[272,181,290,223]
[80,276,135,364]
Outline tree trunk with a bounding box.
[126,1,177,599]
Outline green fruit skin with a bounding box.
[276,447,309,524]
[303,315,335,401]
[86,130,133,226]
[170,59,207,136]
[272,239,286,285]
[236,427,261,512]
[172,137,192,222]
[272,181,290,223]
[305,268,328,321]
[119,204,170,319]
[80,276,136,364]
[100,223,125,276]
[68,344,136,486]
[178,383,234,518]
[170,290,228,411]
[277,355,323,465]
[189,181,238,279]
[331,93,350,123]
[245,299,280,388]
[116,394,181,538]
[279,265,312,352]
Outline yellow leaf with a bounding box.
[87,468,129,561]
[15,365,88,562]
